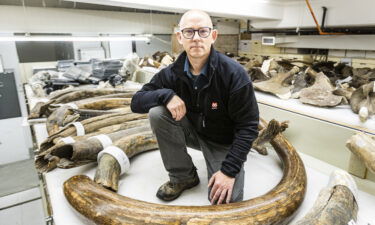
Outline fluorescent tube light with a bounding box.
[0,35,151,42]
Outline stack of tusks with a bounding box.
[29,88,136,119]
[35,113,149,172]
[39,112,148,152]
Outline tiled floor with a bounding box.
[0,160,45,225]
[0,198,45,225]
[0,199,46,225]
[0,159,39,197]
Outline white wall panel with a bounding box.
[136,35,171,57]
[0,6,180,34]
[67,0,283,20]
[73,41,102,60]
[0,118,31,164]
[276,35,375,51]
[252,0,375,28]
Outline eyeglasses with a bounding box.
[180,27,212,39]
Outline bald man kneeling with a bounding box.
[131,9,259,205]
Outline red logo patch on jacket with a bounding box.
[211,102,218,110]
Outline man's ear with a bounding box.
[211,29,218,43]
[176,32,183,44]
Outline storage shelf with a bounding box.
[255,91,375,135]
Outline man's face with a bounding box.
[177,14,217,59]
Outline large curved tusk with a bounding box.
[63,123,307,225]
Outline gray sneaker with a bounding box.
[156,173,200,201]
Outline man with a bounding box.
[131,9,259,205]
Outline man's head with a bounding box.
[177,10,218,60]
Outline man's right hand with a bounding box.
[166,95,186,121]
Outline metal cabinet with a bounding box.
[0,70,22,119]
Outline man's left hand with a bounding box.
[208,171,235,205]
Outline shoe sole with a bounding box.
[156,178,200,201]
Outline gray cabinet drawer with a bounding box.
[0,71,22,119]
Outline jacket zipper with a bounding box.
[197,66,216,128]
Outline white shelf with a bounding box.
[255,91,375,135]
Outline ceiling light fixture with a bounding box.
[0,35,152,42]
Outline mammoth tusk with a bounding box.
[252,119,289,155]
[95,130,158,191]
[63,120,307,225]
[295,170,358,225]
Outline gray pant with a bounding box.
[149,106,244,202]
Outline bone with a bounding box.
[349,81,375,122]
[346,132,375,174]
[299,68,344,107]
[291,71,308,98]
[332,84,356,102]
[351,68,375,88]
[248,67,269,82]
[28,101,47,119]
[253,66,300,99]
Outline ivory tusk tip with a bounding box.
[328,170,358,201]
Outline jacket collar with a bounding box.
[184,56,208,78]
[171,46,218,78]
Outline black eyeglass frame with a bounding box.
[180,27,213,39]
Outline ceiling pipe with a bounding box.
[305,0,344,35]
[246,0,375,35]
[246,27,375,35]
[321,6,327,30]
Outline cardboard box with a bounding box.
[240,33,252,40]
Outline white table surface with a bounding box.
[45,148,375,225]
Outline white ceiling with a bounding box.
[63,0,286,20]
[0,0,173,14]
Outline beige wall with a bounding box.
[19,61,57,83]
